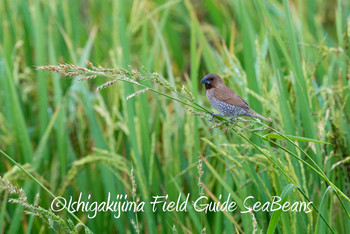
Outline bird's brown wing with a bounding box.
[214,85,251,110]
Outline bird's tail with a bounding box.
[249,110,272,122]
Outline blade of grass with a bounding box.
[264,133,330,144]
[267,183,298,234]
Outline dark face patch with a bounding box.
[205,83,213,89]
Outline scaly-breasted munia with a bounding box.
[201,74,271,122]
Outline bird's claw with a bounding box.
[209,111,215,121]
[208,111,226,121]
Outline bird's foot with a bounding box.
[209,111,215,121]
[228,117,238,122]
[208,111,224,121]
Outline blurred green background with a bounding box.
[1,0,350,233]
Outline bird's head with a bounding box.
[201,74,224,89]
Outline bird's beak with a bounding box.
[201,77,210,85]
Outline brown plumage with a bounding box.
[201,74,271,122]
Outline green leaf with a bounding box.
[264,133,331,144]
[267,184,298,234]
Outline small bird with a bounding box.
[201,74,271,122]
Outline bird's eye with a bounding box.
[210,78,214,81]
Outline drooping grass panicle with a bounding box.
[57,153,129,196]
[38,61,208,115]
[0,177,82,233]
[127,88,150,101]
[129,166,140,233]
[96,80,119,92]
[182,84,195,101]
[197,156,204,197]
[130,166,137,199]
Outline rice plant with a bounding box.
[1,0,350,233]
